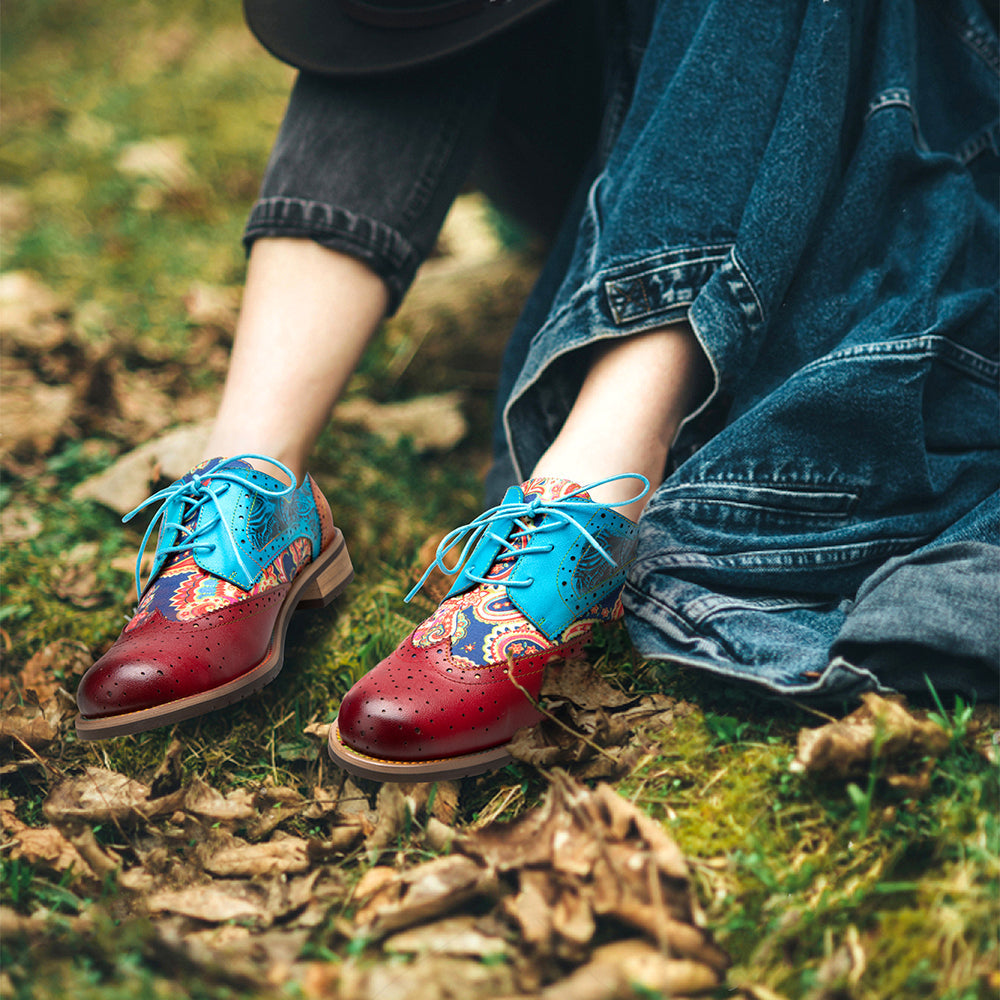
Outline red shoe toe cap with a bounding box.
[76,593,286,720]
[76,652,179,718]
[336,635,551,762]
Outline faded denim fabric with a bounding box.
[244,2,606,313]
[244,59,499,314]
[245,0,998,701]
[490,0,1000,700]
[829,507,1000,699]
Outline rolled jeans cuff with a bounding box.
[241,63,501,315]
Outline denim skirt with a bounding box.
[488,0,1000,700]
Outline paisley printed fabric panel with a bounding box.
[126,536,312,631]
[411,583,623,669]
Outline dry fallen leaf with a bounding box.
[71,421,213,514]
[0,271,70,350]
[0,376,77,459]
[106,365,179,439]
[116,137,194,189]
[300,960,343,999]
[51,541,107,608]
[383,914,512,959]
[0,500,43,545]
[791,692,950,782]
[149,738,185,798]
[301,783,341,822]
[504,657,675,779]
[181,778,256,825]
[15,640,91,701]
[340,952,518,1000]
[334,392,467,453]
[183,281,239,330]
[541,658,639,711]
[44,766,175,826]
[202,836,311,878]
[503,868,554,949]
[0,689,72,750]
[302,720,332,742]
[529,939,724,1000]
[354,855,501,940]
[147,882,272,925]
[247,783,307,840]
[399,780,461,826]
[147,869,320,928]
[364,782,409,858]
[1,814,91,877]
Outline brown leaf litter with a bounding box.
[0,688,75,754]
[0,650,723,998]
[506,656,681,780]
[0,270,228,476]
[790,692,951,794]
[2,727,728,1000]
[345,771,729,999]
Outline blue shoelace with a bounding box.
[122,454,297,599]
[406,473,649,602]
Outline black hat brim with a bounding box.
[243,0,564,76]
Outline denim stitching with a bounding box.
[720,246,765,334]
[682,593,835,622]
[656,496,859,521]
[653,481,860,513]
[931,0,1000,76]
[245,197,418,271]
[864,86,914,122]
[955,119,1000,164]
[634,534,930,573]
[800,333,999,384]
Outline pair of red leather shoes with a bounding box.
[77,460,643,784]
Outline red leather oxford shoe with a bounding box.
[329,475,646,781]
[76,456,353,739]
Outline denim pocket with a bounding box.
[639,332,999,596]
[653,481,859,529]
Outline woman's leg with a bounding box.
[77,58,503,739]
[329,323,711,780]
[529,321,709,520]
[203,238,389,482]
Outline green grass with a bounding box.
[2,4,998,1000]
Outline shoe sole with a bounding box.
[75,531,354,741]
[327,718,513,782]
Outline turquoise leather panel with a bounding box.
[507,504,638,640]
[144,462,321,592]
[442,485,639,641]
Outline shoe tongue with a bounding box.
[175,457,254,531]
[483,477,591,581]
[182,456,252,484]
[520,477,590,502]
